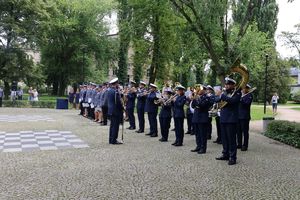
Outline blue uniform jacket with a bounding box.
[159,104,172,118]
[137,89,147,110]
[145,92,158,113]
[191,94,211,123]
[239,93,253,120]
[218,89,242,123]
[126,92,137,110]
[107,88,123,116]
[173,95,186,118]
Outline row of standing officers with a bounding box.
[79,77,253,165]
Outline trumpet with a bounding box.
[163,93,178,105]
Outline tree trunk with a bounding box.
[149,12,160,84]
[4,81,10,100]
[52,81,58,96]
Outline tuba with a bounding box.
[218,58,249,109]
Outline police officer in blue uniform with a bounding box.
[145,83,159,137]
[191,85,211,154]
[172,85,186,146]
[136,81,147,133]
[237,84,253,151]
[101,83,109,126]
[215,78,241,165]
[158,88,173,142]
[126,84,137,130]
[107,78,124,145]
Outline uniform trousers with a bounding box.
[127,108,135,128]
[148,112,158,134]
[215,116,222,142]
[194,123,208,151]
[102,106,108,125]
[174,117,184,144]
[109,115,121,144]
[159,117,171,140]
[137,108,145,131]
[186,113,193,133]
[221,123,237,160]
[237,119,250,148]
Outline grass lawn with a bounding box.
[291,107,300,111]
[251,105,273,121]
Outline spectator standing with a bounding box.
[271,93,279,115]
[0,86,4,107]
[68,87,75,109]
[33,89,39,101]
[17,88,23,100]
[28,87,34,101]
[75,88,80,109]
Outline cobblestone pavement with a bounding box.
[0,108,299,200]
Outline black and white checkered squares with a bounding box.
[0,130,89,153]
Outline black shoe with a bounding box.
[101,123,107,126]
[237,145,242,149]
[207,136,212,140]
[190,132,195,135]
[185,131,191,134]
[159,138,167,142]
[228,159,236,165]
[191,148,200,152]
[145,133,152,136]
[150,134,158,137]
[136,130,143,133]
[217,141,222,144]
[216,155,229,160]
[174,143,183,147]
[171,142,177,145]
[129,127,136,130]
[198,149,206,154]
[110,141,123,145]
[213,140,220,143]
[171,128,175,131]
[241,146,248,151]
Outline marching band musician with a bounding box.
[145,83,159,137]
[185,87,194,135]
[126,83,137,130]
[107,78,124,145]
[237,84,253,151]
[206,85,214,140]
[190,85,211,154]
[136,81,147,133]
[172,85,186,147]
[158,88,173,142]
[215,78,241,165]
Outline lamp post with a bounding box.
[264,54,269,114]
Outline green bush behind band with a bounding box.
[2,100,56,109]
[264,120,300,149]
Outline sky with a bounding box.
[275,0,300,58]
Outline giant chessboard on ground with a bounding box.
[0,115,55,123]
[0,130,89,153]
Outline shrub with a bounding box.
[292,90,300,103]
[264,120,300,148]
[3,100,56,109]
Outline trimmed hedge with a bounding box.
[265,120,300,148]
[3,100,56,109]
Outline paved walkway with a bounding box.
[0,108,299,199]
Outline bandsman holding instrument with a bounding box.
[157,88,173,142]
[136,81,147,133]
[237,84,254,151]
[191,84,211,154]
[145,83,159,137]
[126,82,137,130]
[185,87,194,135]
[172,85,186,147]
[215,78,241,165]
[107,78,124,145]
